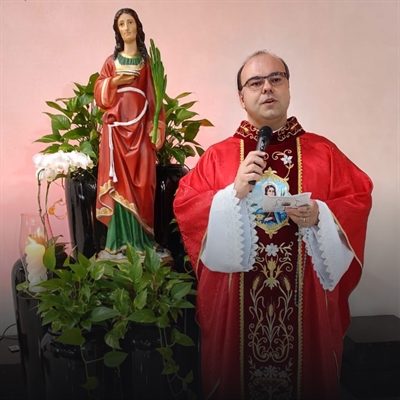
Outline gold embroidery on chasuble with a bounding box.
[236,118,305,399]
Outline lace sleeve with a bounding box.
[303,200,354,290]
[200,184,258,273]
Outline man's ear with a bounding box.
[238,91,245,109]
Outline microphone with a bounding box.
[249,126,273,185]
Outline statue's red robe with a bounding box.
[94,56,164,252]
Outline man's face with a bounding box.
[118,13,138,45]
[239,53,290,130]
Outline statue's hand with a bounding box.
[112,72,139,87]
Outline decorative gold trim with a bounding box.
[97,181,154,235]
[240,139,245,162]
[275,117,305,141]
[239,138,245,398]
[296,136,303,398]
[240,271,244,399]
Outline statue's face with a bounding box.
[117,13,137,44]
[266,186,276,197]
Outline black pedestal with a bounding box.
[340,315,400,399]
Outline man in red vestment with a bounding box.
[173,50,373,400]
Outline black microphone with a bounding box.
[249,126,273,185]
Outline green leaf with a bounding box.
[41,309,59,325]
[171,328,195,347]
[133,289,148,310]
[63,127,90,140]
[113,288,130,315]
[175,92,192,100]
[156,346,173,359]
[104,351,128,368]
[85,72,99,93]
[69,263,88,280]
[49,114,71,131]
[58,143,76,152]
[35,278,67,291]
[91,263,105,281]
[81,376,99,391]
[45,100,67,112]
[127,309,157,323]
[90,307,119,322]
[81,320,92,331]
[55,328,85,346]
[34,133,63,144]
[126,242,141,266]
[77,252,91,269]
[162,362,179,375]
[185,370,194,383]
[104,331,121,350]
[43,245,56,270]
[16,281,29,292]
[182,122,201,142]
[171,282,192,299]
[169,299,196,309]
[77,93,94,109]
[143,247,160,274]
[51,269,73,284]
[176,109,198,125]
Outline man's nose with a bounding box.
[262,79,273,93]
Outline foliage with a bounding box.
[157,92,214,166]
[17,243,197,398]
[34,72,103,165]
[149,38,167,144]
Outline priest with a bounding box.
[173,50,373,400]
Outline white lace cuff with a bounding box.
[303,200,354,291]
[200,184,258,273]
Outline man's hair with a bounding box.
[236,50,290,91]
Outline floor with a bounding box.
[0,335,399,400]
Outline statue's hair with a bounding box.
[112,8,147,61]
[236,50,290,91]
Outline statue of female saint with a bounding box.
[95,8,166,260]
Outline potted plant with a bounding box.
[33,72,106,258]
[17,243,197,399]
[154,92,214,253]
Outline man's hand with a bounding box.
[234,150,266,199]
[285,200,319,227]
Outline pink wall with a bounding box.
[1,1,398,334]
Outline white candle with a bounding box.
[25,237,47,293]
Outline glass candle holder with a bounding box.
[19,213,52,293]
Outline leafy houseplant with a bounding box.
[157,92,214,166]
[17,243,197,399]
[35,72,103,165]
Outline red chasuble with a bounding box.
[173,118,373,400]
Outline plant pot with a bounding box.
[118,323,174,400]
[65,167,107,258]
[40,328,112,400]
[11,259,47,400]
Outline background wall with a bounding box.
[1,0,398,335]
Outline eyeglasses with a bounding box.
[242,72,288,91]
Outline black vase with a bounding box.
[154,164,189,270]
[65,168,107,258]
[11,259,47,400]
[117,323,174,400]
[11,250,69,400]
[41,328,112,400]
